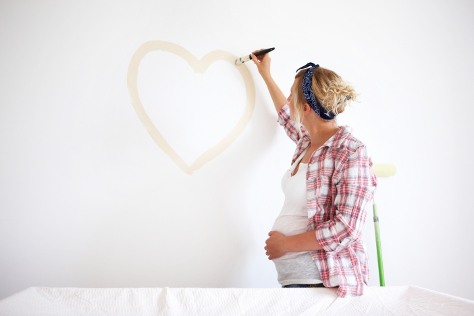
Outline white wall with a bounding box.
[1,0,473,301]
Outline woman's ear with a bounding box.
[303,103,311,114]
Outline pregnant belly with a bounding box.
[271,215,309,237]
[271,214,310,260]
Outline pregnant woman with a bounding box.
[251,49,378,298]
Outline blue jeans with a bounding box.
[282,283,325,288]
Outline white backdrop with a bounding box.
[1,0,473,302]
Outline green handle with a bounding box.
[373,203,385,286]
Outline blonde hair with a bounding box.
[292,66,361,134]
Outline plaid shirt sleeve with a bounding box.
[314,144,378,253]
[276,102,305,144]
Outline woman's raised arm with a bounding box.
[250,50,287,113]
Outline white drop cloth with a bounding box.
[0,285,473,316]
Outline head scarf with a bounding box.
[295,62,336,120]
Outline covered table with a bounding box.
[1,285,473,315]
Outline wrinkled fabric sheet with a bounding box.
[1,286,473,316]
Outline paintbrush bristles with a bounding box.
[235,54,251,65]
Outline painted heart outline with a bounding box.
[127,40,256,175]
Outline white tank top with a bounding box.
[270,152,322,285]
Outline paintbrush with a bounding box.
[235,47,275,65]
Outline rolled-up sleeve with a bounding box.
[277,102,305,144]
[314,144,378,253]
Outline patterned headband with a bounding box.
[295,62,336,120]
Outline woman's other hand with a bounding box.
[251,48,271,79]
[264,231,287,260]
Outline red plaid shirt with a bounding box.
[277,102,378,298]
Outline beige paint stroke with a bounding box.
[127,40,255,175]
